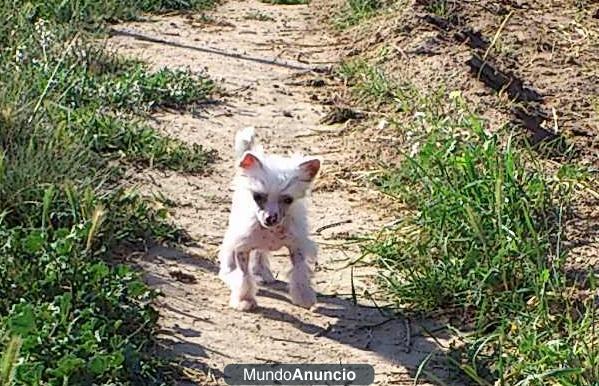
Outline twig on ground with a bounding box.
[270,337,314,345]
[404,318,412,353]
[419,325,448,349]
[315,219,352,234]
[314,322,333,337]
[254,356,281,364]
[356,317,397,330]
[478,11,513,79]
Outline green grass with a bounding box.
[337,59,417,111]
[341,59,599,384]
[21,0,218,26]
[372,117,598,384]
[69,109,217,172]
[58,53,214,112]
[335,0,386,28]
[373,121,563,315]
[0,0,217,384]
[424,0,454,18]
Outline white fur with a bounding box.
[219,127,320,311]
[234,126,259,158]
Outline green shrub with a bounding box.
[64,108,217,172]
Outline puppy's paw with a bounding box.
[290,285,317,309]
[230,296,257,312]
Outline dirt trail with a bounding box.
[108,1,452,384]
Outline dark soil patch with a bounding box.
[339,0,598,165]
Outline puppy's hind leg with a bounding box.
[250,250,276,284]
[228,251,257,311]
[288,248,317,309]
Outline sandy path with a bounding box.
[108,1,453,384]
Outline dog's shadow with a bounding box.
[255,281,452,379]
[143,244,457,384]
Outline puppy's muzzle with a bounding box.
[264,213,279,227]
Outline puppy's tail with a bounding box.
[234,126,257,159]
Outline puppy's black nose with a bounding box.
[265,214,278,226]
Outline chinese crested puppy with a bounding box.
[218,127,320,311]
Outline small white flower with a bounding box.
[410,142,420,156]
[35,19,55,50]
[48,302,60,315]
[131,82,142,96]
[449,90,462,100]
[377,118,388,130]
[14,45,26,64]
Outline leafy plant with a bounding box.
[425,0,454,18]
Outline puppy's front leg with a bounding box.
[250,250,276,284]
[228,251,257,311]
[288,248,317,309]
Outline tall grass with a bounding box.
[341,60,598,384]
[371,115,598,384]
[338,59,417,111]
[0,0,216,384]
[374,122,561,316]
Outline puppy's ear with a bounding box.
[298,158,320,182]
[239,151,262,171]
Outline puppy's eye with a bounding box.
[253,192,267,204]
[281,195,293,205]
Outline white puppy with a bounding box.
[218,127,320,311]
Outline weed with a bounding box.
[65,62,214,112]
[27,0,218,26]
[65,108,217,172]
[366,95,598,384]
[244,11,276,21]
[0,337,22,386]
[425,0,452,17]
[373,119,562,314]
[337,59,418,111]
[335,0,385,28]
